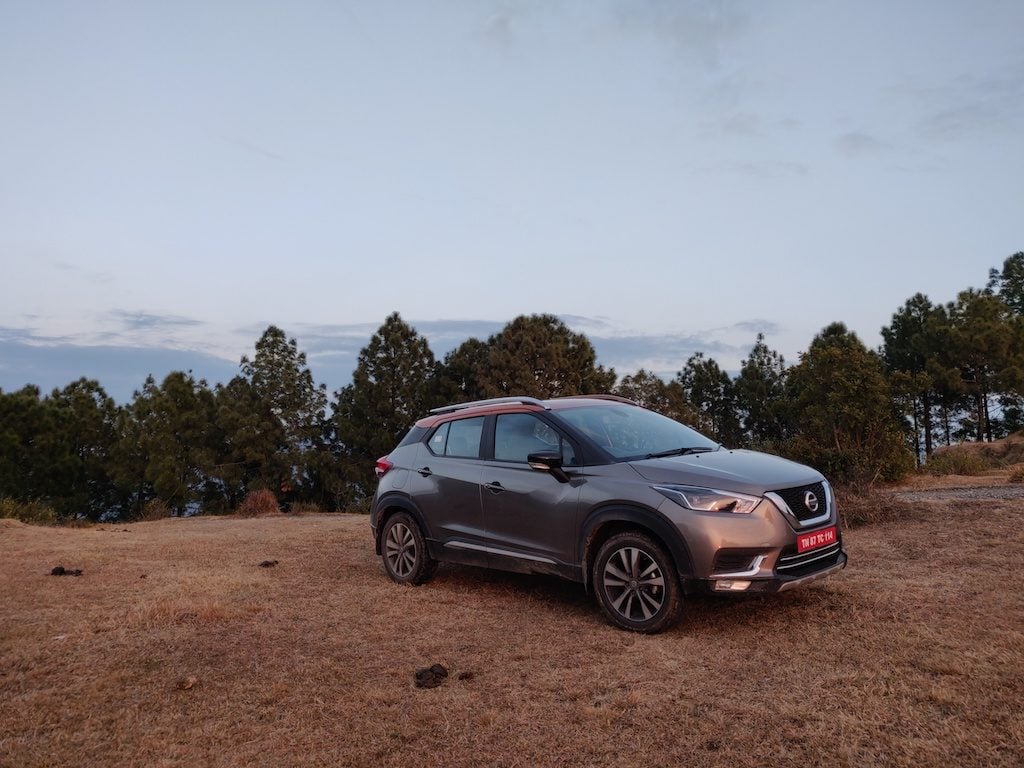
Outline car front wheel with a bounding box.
[593,531,682,633]
[381,512,436,585]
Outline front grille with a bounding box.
[772,482,827,522]
[775,540,843,578]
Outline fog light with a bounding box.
[714,579,752,592]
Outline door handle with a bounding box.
[484,481,504,494]
[417,466,432,477]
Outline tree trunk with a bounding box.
[984,391,993,443]
[911,398,921,468]
[976,391,985,442]
[922,391,934,455]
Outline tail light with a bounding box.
[374,456,394,479]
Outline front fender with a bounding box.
[579,504,694,588]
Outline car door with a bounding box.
[406,416,487,563]
[478,412,582,570]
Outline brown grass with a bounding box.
[2,506,1022,767]
[833,485,918,528]
[926,432,1024,476]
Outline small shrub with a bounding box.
[924,448,991,476]
[139,498,171,522]
[236,489,280,517]
[290,501,325,515]
[1008,465,1024,484]
[0,498,59,525]
[833,485,917,529]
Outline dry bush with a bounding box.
[235,488,280,517]
[1009,465,1024,484]
[0,498,58,525]
[923,447,992,476]
[833,484,917,529]
[138,498,171,522]
[290,501,325,515]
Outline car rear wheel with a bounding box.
[593,531,681,633]
[381,512,436,585]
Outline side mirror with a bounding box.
[527,452,570,483]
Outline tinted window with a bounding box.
[398,425,428,448]
[495,413,577,466]
[445,416,485,459]
[558,404,717,460]
[426,422,450,455]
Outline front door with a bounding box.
[479,412,582,569]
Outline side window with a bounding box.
[495,414,577,466]
[445,417,485,459]
[427,422,450,456]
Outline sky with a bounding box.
[1,1,1022,401]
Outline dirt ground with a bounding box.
[2,497,1022,767]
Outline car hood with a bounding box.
[628,448,823,496]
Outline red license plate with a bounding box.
[797,526,837,553]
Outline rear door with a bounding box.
[407,416,487,560]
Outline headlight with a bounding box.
[653,485,761,514]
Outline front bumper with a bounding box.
[692,547,847,594]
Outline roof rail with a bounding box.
[551,394,640,406]
[429,396,550,415]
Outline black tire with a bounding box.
[592,531,682,633]
[381,512,437,585]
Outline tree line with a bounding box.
[2,252,1022,521]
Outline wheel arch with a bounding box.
[372,493,429,555]
[579,505,693,591]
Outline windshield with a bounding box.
[557,405,719,461]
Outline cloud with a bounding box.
[910,67,1024,141]
[701,112,762,138]
[0,325,72,344]
[220,135,287,162]
[0,314,792,402]
[52,261,113,284]
[691,160,808,179]
[835,131,890,156]
[481,0,757,70]
[0,338,239,402]
[107,310,203,332]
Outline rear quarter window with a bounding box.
[397,426,428,448]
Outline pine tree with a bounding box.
[239,326,327,496]
[333,313,438,502]
[214,375,286,505]
[944,290,1024,442]
[880,294,955,460]
[433,337,490,404]
[734,334,787,447]
[112,372,220,514]
[614,369,693,423]
[478,314,616,399]
[988,251,1024,315]
[785,323,912,483]
[0,386,71,514]
[48,378,119,519]
[675,353,742,445]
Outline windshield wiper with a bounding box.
[645,446,716,459]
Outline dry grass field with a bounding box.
[2,497,1022,767]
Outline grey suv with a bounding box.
[370,395,846,632]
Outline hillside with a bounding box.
[2,503,1022,767]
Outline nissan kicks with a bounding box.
[370,395,846,633]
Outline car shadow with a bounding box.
[421,562,845,634]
